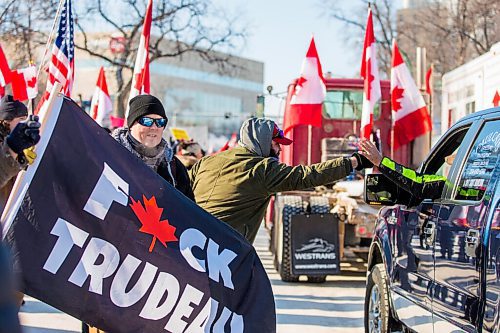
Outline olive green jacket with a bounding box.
[189,146,352,243]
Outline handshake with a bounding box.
[6,115,41,160]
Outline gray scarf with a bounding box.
[112,128,176,185]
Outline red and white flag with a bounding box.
[0,85,4,99]
[126,0,152,118]
[360,7,381,140]
[11,65,38,102]
[0,44,12,87]
[90,67,113,127]
[391,40,432,150]
[283,36,326,134]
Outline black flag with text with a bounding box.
[2,96,276,333]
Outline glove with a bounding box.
[6,115,41,154]
[352,152,374,171]
[22,147,37,165]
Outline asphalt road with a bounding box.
[19,225,367,332]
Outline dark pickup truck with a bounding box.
[363,107,500,333]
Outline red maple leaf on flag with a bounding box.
[391,86,405,112]
[364,58,375,100]
[129,195,178,252]
[27,77,36,88]
[296,76,307,87]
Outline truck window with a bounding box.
[322,90,380,120]
[422,126,469,176]
[454,120,500,201]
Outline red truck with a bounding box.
[268,77,411,283]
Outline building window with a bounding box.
[164,89,243,136]
[465,101,475,115]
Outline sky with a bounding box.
[212,0,362,119]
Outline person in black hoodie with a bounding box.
[112,95,194,201]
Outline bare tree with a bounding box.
[0,0,246,116]
[322,0,499,78]
[321,0,398,78]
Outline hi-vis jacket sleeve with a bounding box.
[378,157,446,201]
[260,157,352,194]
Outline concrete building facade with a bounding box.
[71,33,264,145]
[441,42,500,134]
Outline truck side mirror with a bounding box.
[364,174,400,206]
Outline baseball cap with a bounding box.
[272,124,293,145]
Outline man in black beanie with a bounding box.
[113,94,193,199]
[0,95,28,122]
[82,95,194,332]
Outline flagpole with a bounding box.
[390,127,394,160]
[28,0,65,116]
[35,0,66,84]
[307,125,312,165]
[428,63,434,150]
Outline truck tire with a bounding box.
[364,263,392,333]
[309,196,330,214]
[275,195,302,282]
[307,196,329,283]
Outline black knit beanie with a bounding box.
[127,95,167,128]
[0,95,28,121]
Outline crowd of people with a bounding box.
[0,93,441,332]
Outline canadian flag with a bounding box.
[0,44,12,87]
[126,0,152,118]
[283,36,326,134]
[391,40,432,150]
[11,65,38,102]
[90,67,113,128]
[360,7,381,140]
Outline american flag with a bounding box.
[47,0,74,96]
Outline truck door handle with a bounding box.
[423,221,436,246]
[465,229,480,258]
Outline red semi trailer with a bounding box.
[268,77,411,282]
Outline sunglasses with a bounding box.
[138,116,168,128]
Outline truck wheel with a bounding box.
[309,196,330,214]
[364,263,392,333]
[276,195,302,282]
[307,275,327,283]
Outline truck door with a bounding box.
[482,179,500,333]
[390,126,470,332]
[432,119,500,332]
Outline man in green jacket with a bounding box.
[189,118,369,244]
